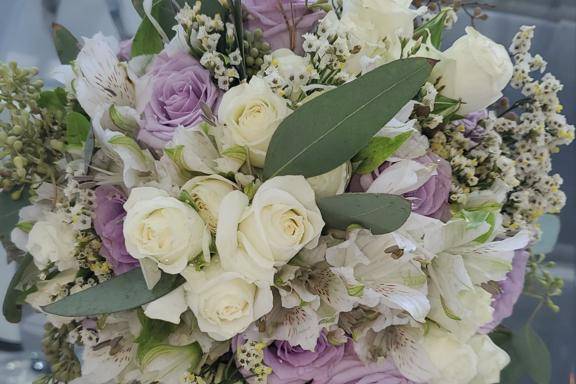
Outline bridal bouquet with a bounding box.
[1,0,573,383]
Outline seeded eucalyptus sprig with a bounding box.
[0,61,67,195]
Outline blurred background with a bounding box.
[0,0,574,383]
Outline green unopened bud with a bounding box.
[246,56,255,66]
[12,140,23,151]
[11,125,23,135]
[50,139,65,151]
[253,28,263,40]
[5,136,17,146]
[250,47,259,58]
[255,57,264,66]
[0,131,7,144]
[16,167,26,179]
[13,156,26,168]
[32,79,44,88]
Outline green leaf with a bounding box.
[65,111,91,146]
[131,16,165,57]
[0,190,29,241]
[132,0,146,18]
[263,58,433,179]
[136,310,177,363]
[2,254,34,323]
[515,325,551,384]
[434,95,462,118]
[353,131,412,174]
[414,8,449,49]
[231,0,246,80]
[42,268,185,317]
[38,88,68,111]
[51,23,82,64]
[491,325,552,384]
[317,193,411,235]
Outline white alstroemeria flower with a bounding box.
[406,216,530,320]
[326,229,430,323]
[276,238,356,320]
[140,343,202,384]
[166,125,220,175]
[74,33,136,118]
[365,159,437,195]
[244,293,323,351]
[353,326,437,383]
[468,334,510,384]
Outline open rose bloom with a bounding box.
[1,1,573,384]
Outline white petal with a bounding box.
[144,286,188,324]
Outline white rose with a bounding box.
[123,187,207,274]
[469,334,510,384]
[216,176,325,283]
[182,175,238,232]
[217,76,291,167]
[432,27,513,114]
[341,0,422,70]
[422,326,478,384]
[27,214,77,271]
[306,162,351,199]
[182,261,273,341]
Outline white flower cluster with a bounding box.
[176,2,240,89]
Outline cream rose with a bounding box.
[123,187,207,274]
[27,213,77,271]
[181,175,238,232]
[469,335,510,384]
[217,76,291,167]
[432,27,513,114]
[216,176,325,283]
[306,162,351,199]
[341,0,422,70]
[182,261,273,341]
[422,326,478,384]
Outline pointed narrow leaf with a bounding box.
[0,190,29,240]
[51,23,81,64]
[2,254,34,323]
[263,58,434,179]
[231,0,246,79]
[414,9,449,49]
[43,268,185,317]
[318,193,411,234]
[353,131,412,174]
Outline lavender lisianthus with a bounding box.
[243,0,324,54]
[138,51,220,148]
[453,110,488,145]
[481,249,530,333]
[349,153,452,221]
[117,39,132,61]
[93,185,139,274]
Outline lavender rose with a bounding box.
[244,0,324,53]
[93,185,139,274]
[349,153,452,221]
[330,344,413,384]
[138,51,220,148]
[263,332,346,384]
[481,249,530,333]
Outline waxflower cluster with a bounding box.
[0,1,572,384]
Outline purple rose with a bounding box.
[453,110,488,145]
[329,344,413,384]
[263,332,346,384]
[138,51,220,148]
[93,185,139,274]
[244,0,324,53]
[349,153,452,221]
[481,249,530,333]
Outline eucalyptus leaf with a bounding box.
[0,190,29,241]
[353,131,412,174]
[317,193,411,234]
[532,214,560,254]
[490,329,524,384]
[42,268,185,317]
[2,254,34,323]
[263,58,433,179]
[51,23,81,64]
